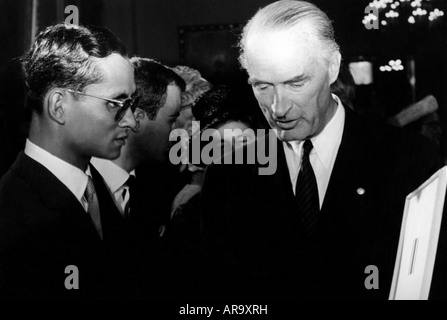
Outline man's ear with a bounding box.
[132,108,146,133]
[46,89,66,125]
[134,108,146,121]
[328,52,342,86]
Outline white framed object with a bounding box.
[389,166,447,300]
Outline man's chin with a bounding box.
[96,148,121,161]
[273,128,306,142]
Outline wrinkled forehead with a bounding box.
[245,27,323,81]
[246,22,321,58]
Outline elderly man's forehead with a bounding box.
[248,21,319,47]
[246,28,322,64]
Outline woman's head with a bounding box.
[191,85,257,167]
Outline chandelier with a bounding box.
[363,0,444,27]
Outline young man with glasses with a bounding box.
[0,23,138,299]
[91,58,185,299]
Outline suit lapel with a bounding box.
[90,164,137,298]
[252,113,372,241]
[322,108,367,213]
[11,152,102,245]
[13,152,85,211]
[316,108,375,245]
[90,164,129,242]
[252,134,306,239]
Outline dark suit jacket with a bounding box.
[199,107,444,300]
[0,152,107,299]
[0,153,138,299]
[90,163,175,299]
[90,166,137,299]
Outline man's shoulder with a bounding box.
[0,156,49,243]
[347,109,439,153]
[0,153,37,202]
[0,153,82,220]
[345,110,442,183]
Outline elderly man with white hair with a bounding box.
[198,0,444,300]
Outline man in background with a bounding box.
[91,57,185,298]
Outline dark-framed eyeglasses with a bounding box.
[66,89,140,122]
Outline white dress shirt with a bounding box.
[24,139,91,212]
[282,94,346,209]
[90,157,135,217]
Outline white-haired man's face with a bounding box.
[245,26,340,142]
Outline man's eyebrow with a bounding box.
[248,74,307,85]
[248,78,270,85]
[283,74,307,84]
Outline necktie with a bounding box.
[84,175,103,239]
[295,140,320,236]
[123,175,136,219]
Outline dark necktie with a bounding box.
[295,140,320,236]
[123,175,136,219]
[84,175,103,239]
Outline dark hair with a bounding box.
[190,85,256,168]
[21,23,128,113]
[192,85,254,132]
[130,57,186,120]
[331,63,356,109]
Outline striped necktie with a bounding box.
[84,175,103,239]
[295,140,320,236]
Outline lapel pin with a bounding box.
[357,188,366,195]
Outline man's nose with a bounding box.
[119,107,137,130]
[271,88,291,119]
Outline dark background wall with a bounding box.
[1,0,447,176]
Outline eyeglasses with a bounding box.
[66,89,140,121]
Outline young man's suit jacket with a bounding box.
[199,107,446,300]
[0,153,137,299]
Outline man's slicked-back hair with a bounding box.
[130,57,186,120]
[238,0,340,70]
[21,23,128,113]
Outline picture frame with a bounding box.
[389,166,447,300]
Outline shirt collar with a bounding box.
[311,94,345,169]
[284,94,345,169]
[24,139,89,202]
[90,157,135,193]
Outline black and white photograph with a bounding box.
[1,0,447,309]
